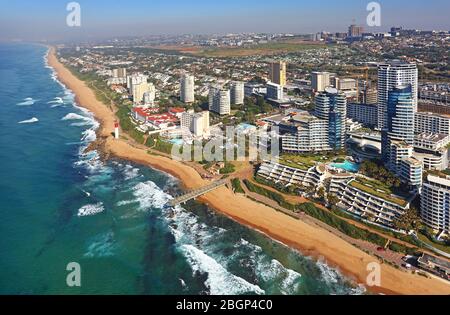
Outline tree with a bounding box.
[393,207,422,231]
[317,187,326,201]
[328,194,340,209]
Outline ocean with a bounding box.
[0,43,365,295]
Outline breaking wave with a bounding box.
[77,202,105,217]
[17,97,36,106]
[18,117,39,124]
[181,244,265,295]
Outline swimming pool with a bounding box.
[169,138,184,146]
[330,160,360,173]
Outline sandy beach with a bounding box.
[48,47,450,295]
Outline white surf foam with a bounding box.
[181,244,265,295]
[131,181,172,210]
[17,98,36,106]
[48,97,64,105]
[81,129,97,143]
[77,202,105,217]
[123,165,141,181]
[84,232,116,258]
[18,117,39,124]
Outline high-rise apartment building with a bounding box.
[230,81,245,105]
[315,87,347,150]
[266,82,284,100]
[421,174,450,234]
[143,83,156,107]
[311,72,331,92]
[112,68,127,78]
[347,103,378,127]
[348,25,364,38]
[180,74,195,103]
[132,82,155,105]
[381,85,423,188]
[269,61,287,86]
[377,61,418,130]
[209,88,230,115]
[279,113,331,153]
[181,110,210,138]
[382,85,416,169]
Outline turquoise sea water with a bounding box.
[0,43,365,295]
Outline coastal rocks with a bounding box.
[83,134,111,162]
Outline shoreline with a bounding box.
[47,47,450,295]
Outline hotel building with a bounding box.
[181,110,210,138]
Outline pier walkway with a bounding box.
[168,178,229,207]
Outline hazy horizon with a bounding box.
[1,0,450,42]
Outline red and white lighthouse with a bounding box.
[114,120,119,139]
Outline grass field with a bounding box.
[189,42,325,57]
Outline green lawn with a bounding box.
[349,178,408,207]
[418,233,450,254]
[279,154,343,170]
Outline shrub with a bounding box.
[231,178,245,194]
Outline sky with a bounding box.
[0,0,449,42]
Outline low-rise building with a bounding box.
[330,176,412,228]
[132,107,178,129]
[415,112,450,135]
[257,160,327,189]
[417,253,450,281]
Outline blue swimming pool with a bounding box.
[169,138,184,145]
[331,160,360,173]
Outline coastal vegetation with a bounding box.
[244,179,296,211]
[243,180,420,255]
[219,163,236,175]
[231,178,245,194]
[359,160,402,188]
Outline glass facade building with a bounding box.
[315,87,347,150]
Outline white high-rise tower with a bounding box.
[180,74,195,103]
[377,61,418,130]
